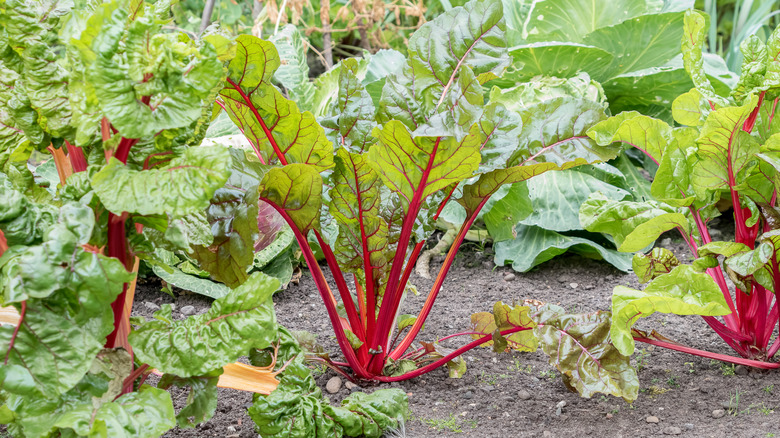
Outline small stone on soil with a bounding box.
[143,301,160,311]
[180,305,196,316]
[227,425,236,433]
[569,282,578,289]
[663,426,682,435]
[517,390,531,400]
[557,275,567,283]
[555,400,566,416]
[712,409,726,418]
[684,423,695,430]
[344,381,357,391]
[734,365,748,375]
[543,431,552,437]
[503,273,516,281]
[646,416,660,423]
[325,376,342,394]
[605,413,613,419]
[462,391,474,400]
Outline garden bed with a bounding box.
[134,228,780,437]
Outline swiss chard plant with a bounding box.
[0,0,300,435]
[580,10,780,369]
[216,0,641,402]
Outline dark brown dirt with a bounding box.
[133,226,780,438]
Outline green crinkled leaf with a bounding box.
[320,59,378,154]
[534,305,639,401]
[672,88,708,126]
[633,247,680,283]
[343,329,364,350]
[92,146,231,218]
[369,121,481,208]
[587,111,672,162]
[54,385,175,438]
[249,358,407,438]
[723,241,775,291]
[650,128,698,206]
[580,192,678,250]
[698,241,751,258]
[618,212,689,252]
[258,164,322,234]
[489,73,605,111]
[151,264,231,299]
[129,272,279,377]
[470,302,538,352]
[691,96,759,199]
[0,303,114,398]
[270,25,315,108]
[0,173,57,246]
[407,0,509,99]
[610,265,730,356]
[731,35,768,102]
[681,10,729,106]
[220,35,333,172]
[190,148,275,288]
[330,148,390,287]
[82,5,223,139]
[0,203,131,398]
[158,371,221,429]
[508,98,620,167]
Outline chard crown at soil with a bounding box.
[582,9,780,370]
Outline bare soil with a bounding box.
[133,228,780,438]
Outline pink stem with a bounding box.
[375,326,532,382]
[633,337,780,369]
[3,301,26,365]
[261,198,370,378]
[390,199,489,360]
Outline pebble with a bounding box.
[555,400,566,416]
[325,376,342,394]
[227,426,236,433]
[143,301,160,312]
[646,416,660,423]
[344,381,357,391]
[569,282,578,289]
[663,426,682,435]
[734,365,748,376]
[660,238,672,247]
[557,275,567,283]
[605,413,613,419]
[180,305,196,316]
[169,303,176,311]
[712,409,726,418]
[503,273,516,281]
[684,423,695,430]
[517,390,531,400]
[462,391,474,400]
[543,432,552,437]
